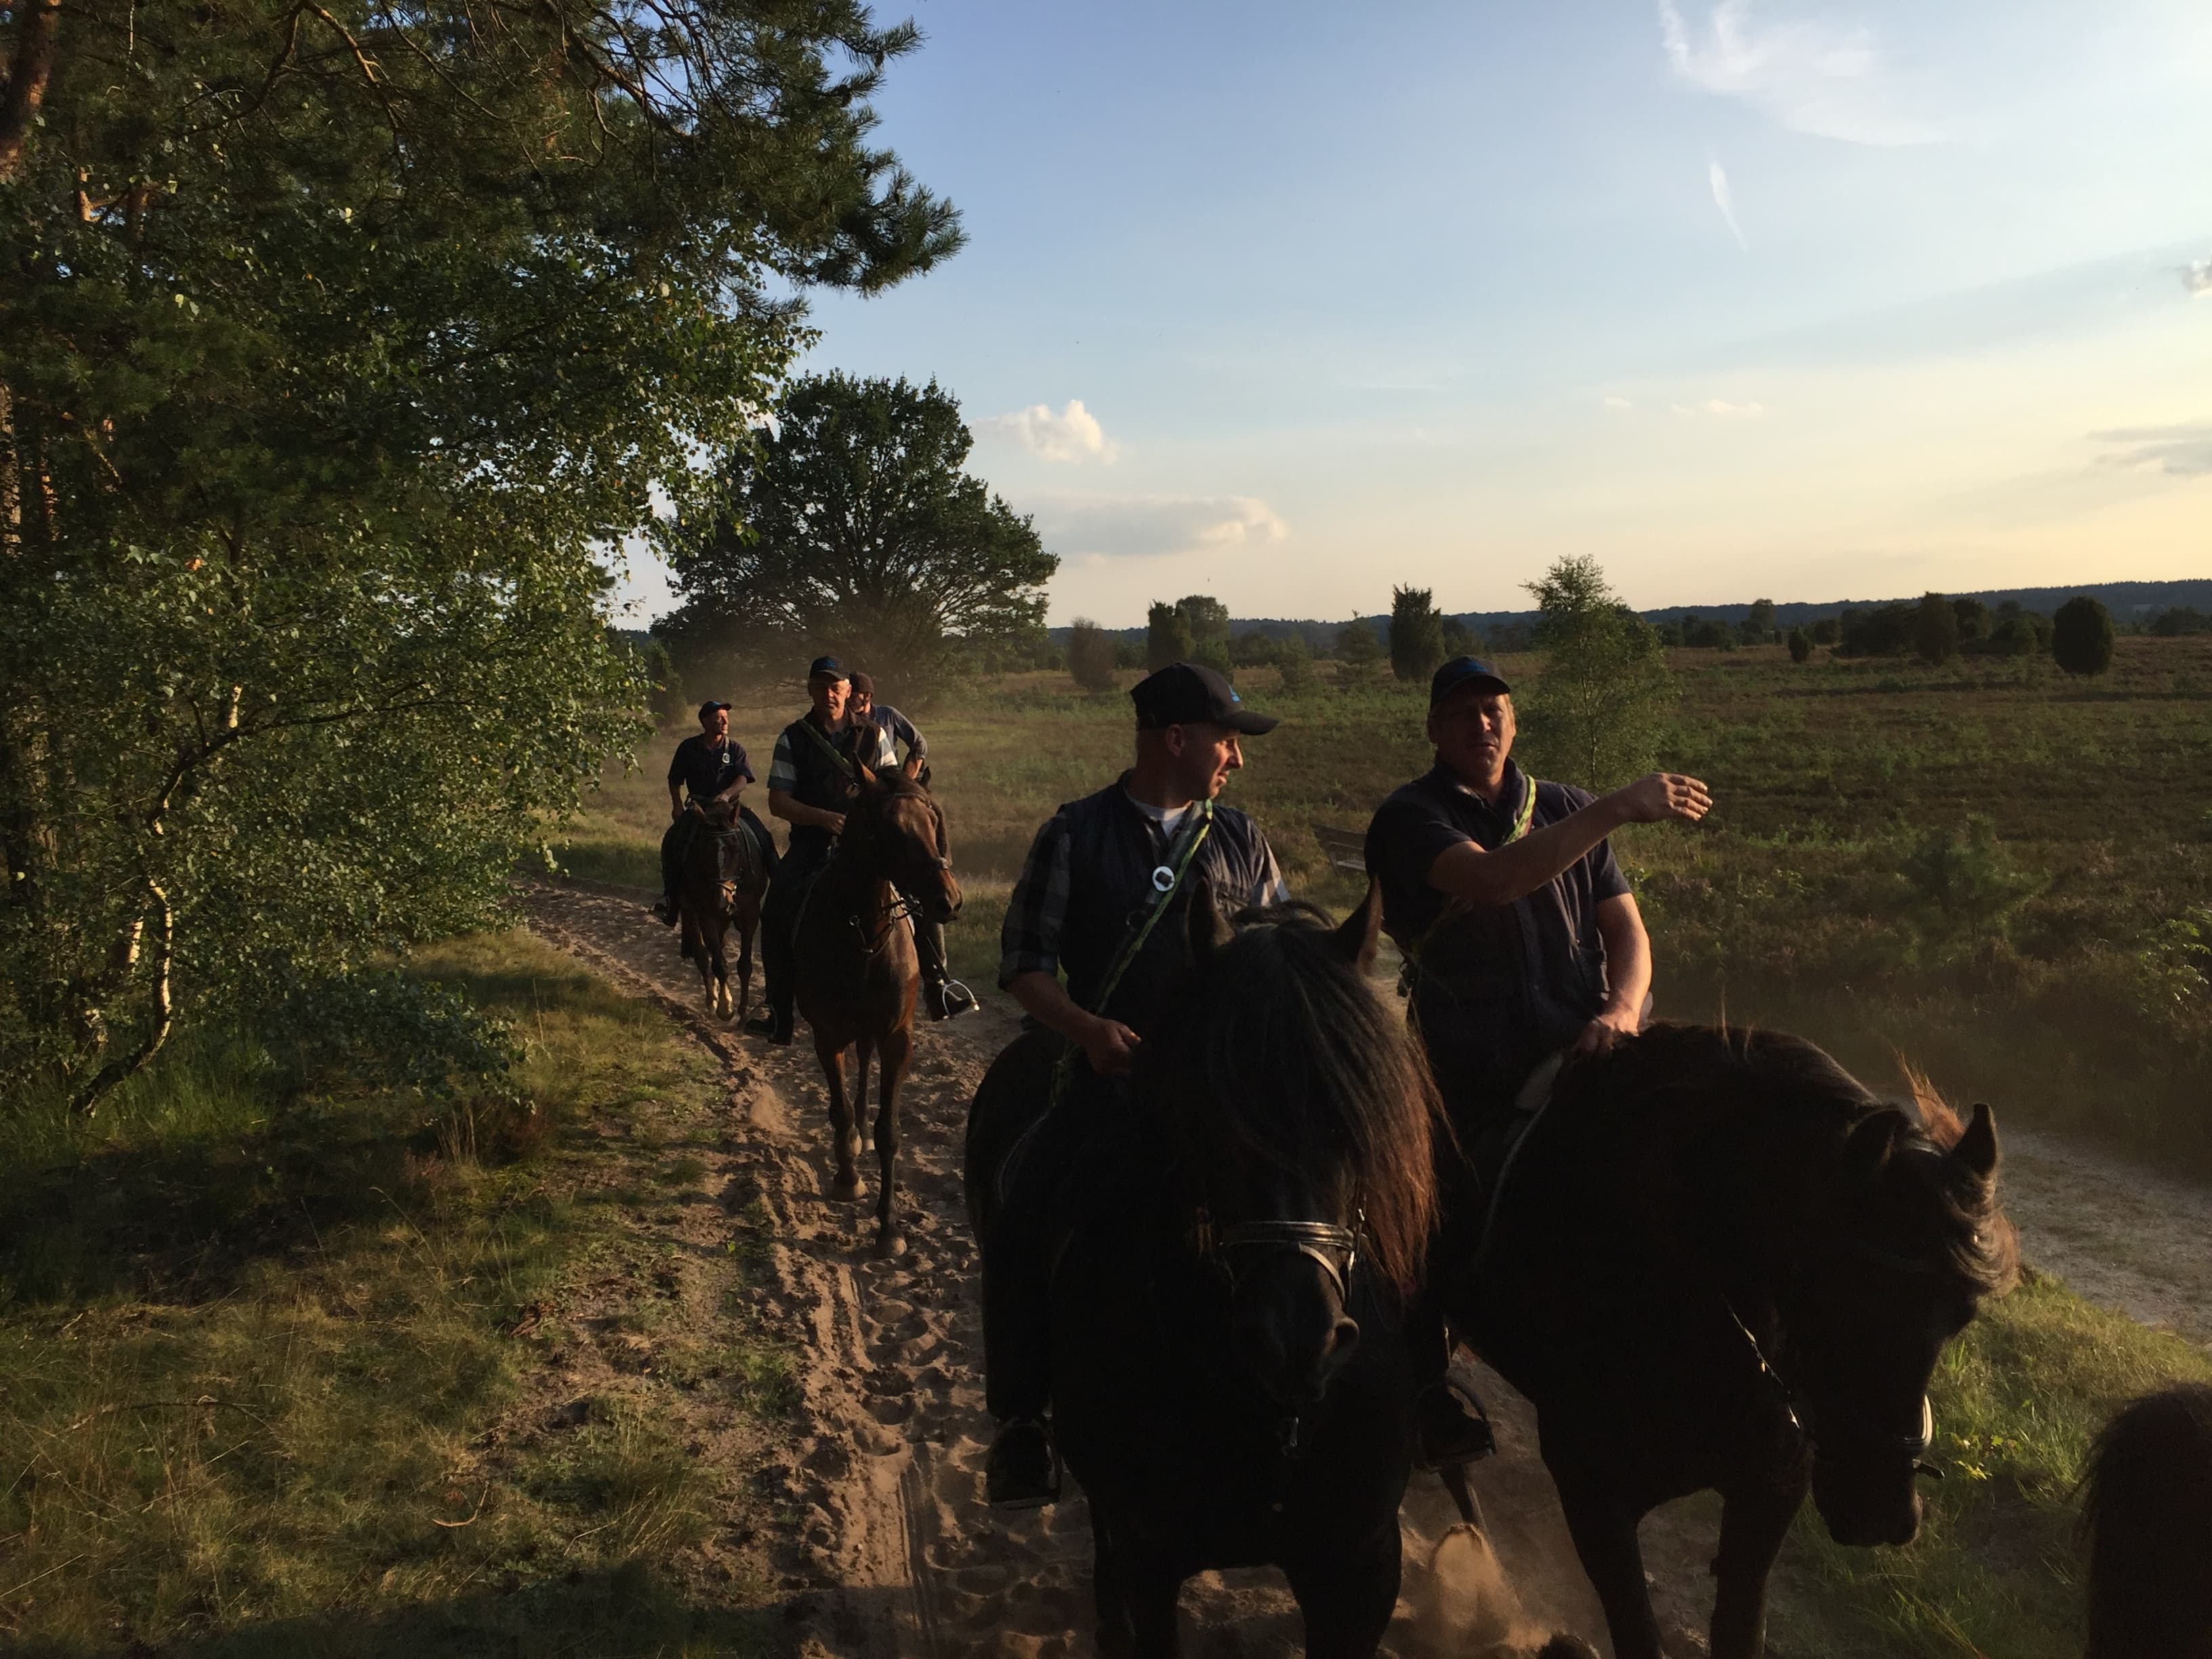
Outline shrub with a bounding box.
[2152,607,2211,637]
[1441,617,1481,659]
[1895,816,2041,962]
[1520,556,1676,790]
[1389,586,1446,683]
[1334,620,1383,669]
[1066,619,1118,693]
[1231,630,1278,668]
[1275,633,1315,692]
[1190,636,1234,679]
[1987,617,2040,655]
[1809,617,1841,646]
[1840,603,1915,657]
[2052,596,2115,677]
[1146,600,1193,670]
[1787,628,1812,663]
[1916,592,1961,665]
[1952,597,1992,641]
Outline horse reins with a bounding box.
[1719,1292,1939,1471]
[821,790,952,960]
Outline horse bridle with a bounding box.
[830,794,954,958]
[1721,1293,1939,1471]
[1206,1213,1365,1305]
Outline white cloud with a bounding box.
[977,398,1119,464]
[1031,494,1288,558]
[1708,159,1750,251]
[1657,0,1946,146]
[2092,423,2212,478]
[1603,395,1635,411]
[2185,258,2212,298]
[1671,398,1768,417]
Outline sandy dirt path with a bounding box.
[522,878,2212,1658]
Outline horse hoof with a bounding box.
[873,1231,906,1259]
[832,1176,865,1204]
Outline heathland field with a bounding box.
[562,633,2212,1172]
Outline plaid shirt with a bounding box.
[999,785,1287,1001]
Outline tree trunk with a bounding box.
[69,881,173,1117]
[0,0,62,183]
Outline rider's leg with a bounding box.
[735,804,779,879]
[653,817,687,925]
[907,905,977,1020]
[750,843,819,1042]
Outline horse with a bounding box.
[676,799,769,1022]
[1440,1025,2017,1659]
[2081,1382,2212,1658]
[966,884,1454,1658]
[793,762,960,1258]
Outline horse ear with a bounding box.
[853,755,878,790]
[1952,1101,1999,1183]
[1334,878,1384,974]
[1842,1111,1899,1183]
[1185,874,1235,960]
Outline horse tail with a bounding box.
[2082,1382,2212,1658]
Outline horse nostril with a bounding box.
[1330,1317,1360,1357]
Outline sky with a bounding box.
[613,0,2212,629]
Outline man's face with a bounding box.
[1165,722,1245,802]
[849,689,874,720]
[699,707,729,743]
[1428,690,1514,784]
[810,676,848,722]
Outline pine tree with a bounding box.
[1389,587,1447,682]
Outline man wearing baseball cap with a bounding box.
[748,657,901,1045]
[1364,654,1712,1469]
[981,659,1289,1507]
[653,699,777,928]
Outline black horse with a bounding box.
[966,885,1448,1658]
[1443,1025,2017,1659]
[2082,1382,2212,1658]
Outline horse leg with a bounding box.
[733,910,756,1029]
[708,916,731,1019]
[871,1025,911,1258]
[1284,1523,1401,1659]
[1551,1469,1666,1659]
[814,1033,865,1203]
[1708,1477,1806,1659]
[682,912,714,1012]
[1092,1523,1181,1658]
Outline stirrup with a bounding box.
[927,979,980,1021]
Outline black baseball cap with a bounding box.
[1429,656,1512,710]
[697,699,731,719]
[806,655,846,682]
[1130,661,1279,735]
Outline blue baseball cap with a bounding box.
[1429,656,1513,709]
[806,655,847,682]
[1130,661,1278,735]
[696,699,731,720]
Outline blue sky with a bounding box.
[618,0,2212,628]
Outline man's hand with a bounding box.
[1079,1015,1143,1077]
[1609,773,1712,826]
[1574,1004,1642,1056]
[821,811,846,838]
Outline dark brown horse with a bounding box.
[677,800,769,1022]
[966,888,1465,1657]
[794,764,960,1258]
[1442,1025,2016,1659]
[2082,1382,2212,1658]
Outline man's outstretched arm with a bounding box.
[1427,773,1711,908]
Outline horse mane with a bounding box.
[1574,1023,2017,1297]
[1153,901,1444,1297]
[2080,1383,2212,1656]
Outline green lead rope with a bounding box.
[1398,771,1537,991]
[1048,798,1216,1108]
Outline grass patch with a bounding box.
[0,931,781,1657]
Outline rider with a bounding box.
[747,657,899,1046]
[848,673,927,780]
[983,660,1288,1508]
[1363,653,1713,1465]
[849,670,975,1021]
[653,700,778,927]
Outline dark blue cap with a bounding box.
[806,655,846,682]
[696,699,731,719]
[1429,656,1513,709]
[1130,661,1278,735]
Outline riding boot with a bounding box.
[1409,1299,1497,1469]
[982,1252,1060,1507]
[752,866,800,1043]
[653,819,687,926]
[912,913,978,1020]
